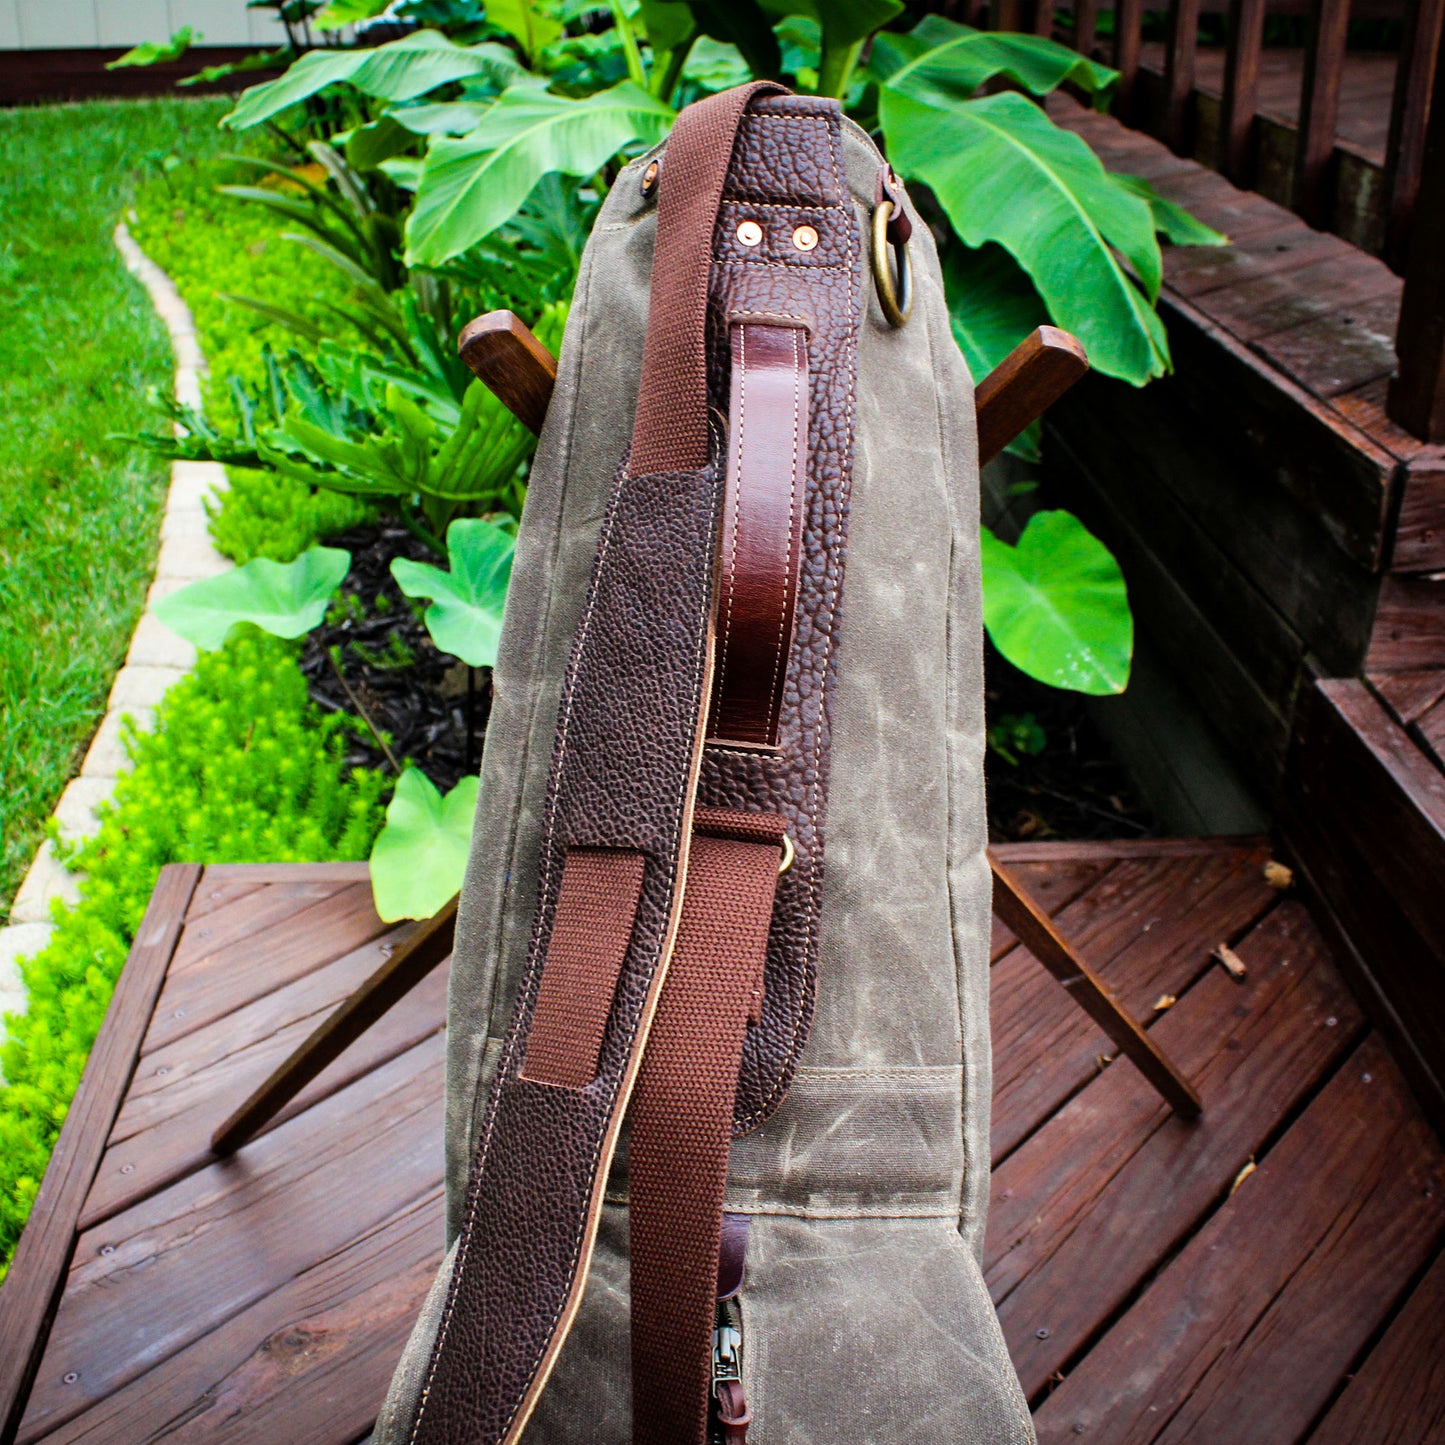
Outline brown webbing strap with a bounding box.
[630,808,785,1444]
[628,80,783,477]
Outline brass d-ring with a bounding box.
[778,833,795,875]
[871,198,913,328]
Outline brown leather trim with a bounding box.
[708,322,808,749]
[520,849,646,1089]
[630,820,783,1445]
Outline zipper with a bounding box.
[710,1296,751,1443]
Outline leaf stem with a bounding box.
[609,0,650,90]
[327,644,403,773]
[816,35,863,99]
[653,34,696,103]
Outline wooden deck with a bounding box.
[2,844,1443,1443]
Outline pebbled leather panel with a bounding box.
[409,450,723,1445]
[708,321,808,749]
[700,93,863,1134]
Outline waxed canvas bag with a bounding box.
[372,82,1036,1445]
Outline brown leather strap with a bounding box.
[628,81,784,477]
[409,87,791,1445]
[630,810,785,1445]
[708,323,809,748]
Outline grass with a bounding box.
[0,97,233,920]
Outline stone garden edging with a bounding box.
[0,223,231,1037]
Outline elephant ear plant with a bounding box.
[154,517,515,921]
[219,0,1226,700]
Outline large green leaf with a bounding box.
[390,517,515,666]
[369,768,479,921]
[980,511,1132,694]
[487,0,564,62]
[871,16,1115,108]
[153,547,351,651]
[942,242,1050,388]
[1112,173,1229,247]
[639,0,697,50]
[224,32,517,129]
[880,88,1169,384]
[405,82,675,265]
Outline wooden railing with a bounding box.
[958,0,1445,441]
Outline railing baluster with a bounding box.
[1383,0,1444,267]
[991,0,1026,32]
[1075,0,1100,58]
[1033,0,1056,38]
[1219,0,1266,182]
[1114,0,1145,119]
[1294,0,1351,225]
[1388,37,1445,442]
[1164,0,1203,152]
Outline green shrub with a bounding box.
[211,466,370,564]
[0,629,387,1279]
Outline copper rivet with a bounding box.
[792,225,819,252]
[641,159,659,197]
[736,220,763,246]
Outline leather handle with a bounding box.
[708,321,809,748]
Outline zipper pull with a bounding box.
[710,1299,750,1443]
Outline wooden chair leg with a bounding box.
[461,310,1092,463]
[990,851,1202,1117]
[211,895,460,1154]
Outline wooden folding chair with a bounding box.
[212,315,1198,1155]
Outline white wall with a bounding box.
[2,0,294,49]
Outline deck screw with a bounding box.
[173,1009,185,1019]
[1035,1327,1051,1339]
[156,1067,169,1077]
[100,1245,114,1256]
[1325,1016,1337,1027]
[63,1372,78,1385]
[120,1163,135,1175]
[1072,1426,1087,1435]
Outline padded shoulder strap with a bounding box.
[407,84,782,1445]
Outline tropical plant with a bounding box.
[217,1,1229,695]
[129,300,568,546]
[149,516,516,917]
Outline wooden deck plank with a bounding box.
[1198,250,1401,345]
[991,848,1275,1160]
[168,879,348,973]
[989,857,1117,962]
[182,877,266,925]
[1307,1248,1445,1445]
[1252,288,1402,399]
[990,899,1364,1398]
[0,865,202,1445]
[142,884,390,1055]
[1369,668,1445,725]
[1031,1034,1445,1443]
[17,1036,444,1443]
[37,1190,444,1445]
[81,946,447,1230]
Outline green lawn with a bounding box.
[0,97,230,919]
